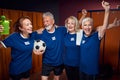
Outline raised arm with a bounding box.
[98,1,110,39]
[36,28,44,34]
[107,18,120,29]
[79,9,87,25]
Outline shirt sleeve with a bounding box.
[2,34,14,48]
[32,31,43,40]
[61,26,67,36]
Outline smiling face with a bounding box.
[19,19,33,36]
[43,16,54,31]
[82,17,93,36]
[66,18,76,33]
[65,16,79,34]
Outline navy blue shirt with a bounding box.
[2,31,37,75]
[63,33,80,67]
[36,26,67,66]
[80,31,101,75]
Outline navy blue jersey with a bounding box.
[63,33,80,67]
[36,26,67,66]
[80,32,101,75]
[2,31,37,75]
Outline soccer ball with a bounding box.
[33,40,46,55]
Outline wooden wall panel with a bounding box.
[91,11,104,27]
[32,12,43,30]
[105,29,119,72]
[32,12,43,73]
[8,9,23,33]
[104,10,120,73]
[0,49,2,80]
[0,8,43,79]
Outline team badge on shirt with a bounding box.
[82,40,85,44]
[24,41,30,45]
[70,37,74,41]
[52,36,56,40]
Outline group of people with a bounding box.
[0,1,120,80]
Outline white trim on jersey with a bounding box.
[0,41,7,48]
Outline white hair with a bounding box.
[82,17,93,27]
[43,12,54,20]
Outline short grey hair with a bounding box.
[82,17,93,27]
[43,12,54,20]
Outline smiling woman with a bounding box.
[79,1,110,80]
[78,4,120,80]
[0,8,44,80]
[0,16,38,80]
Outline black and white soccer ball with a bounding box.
[33,40,46,54]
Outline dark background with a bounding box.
[0,0,120,25]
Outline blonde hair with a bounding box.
[65,16,80,32]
